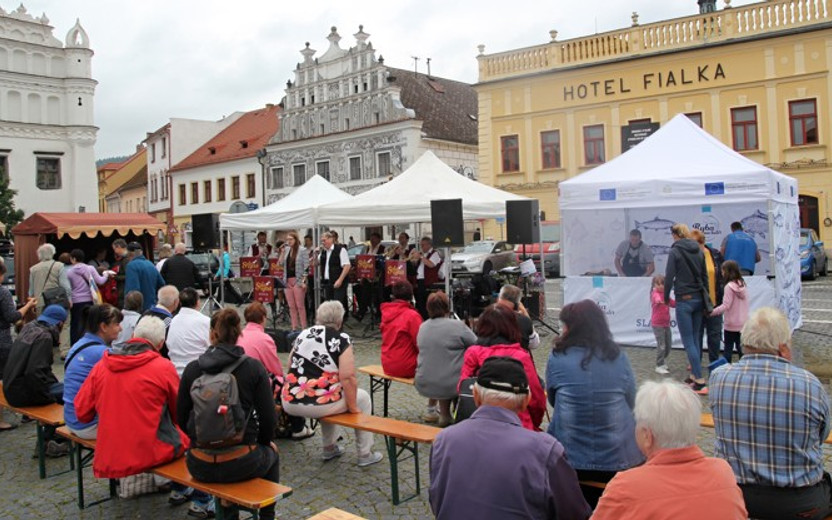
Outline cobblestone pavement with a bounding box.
[0,277,830,519]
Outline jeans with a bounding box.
[70,301,93,346]
[724,330,743,362]
[322,281,348,321]
[700,314,723,363]
[675,296,704,379]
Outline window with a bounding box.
[731,106,758,151]
[231,176,241,199]
[246,173,255,198]
[178,184,186,206]
[161,137,167,158]
[541,130,561,169]
[500,135,520,172]
[349,156,362,180]
[583,125,605,165]
[377,152,391,177]
[204,180,212,202]
[160,173,167,200]
[293,164,306,186]
[789,99,818,146]
[316,161,330,181]
[270,167,283,189]
[150,143,156,163]
[217,178,226,201]
[191,182,199,204]
[685,112,703,128]
[0,155,8,184]
[36,157,61,189]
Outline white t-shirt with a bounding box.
[166,307,211,376]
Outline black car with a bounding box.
[184,251,219,291]
[0,240,13,256]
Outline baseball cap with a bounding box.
[38,304,68,326]
[477,356,529,395]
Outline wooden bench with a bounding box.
[358,365,414,417]
[55,426,293,518]
[700,412,832,444]
[320,412,440,505]
[55,426,117,509]
[306,507,367,519]
[0,383,67,479]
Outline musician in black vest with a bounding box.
[411,236,443,320]
[318,231,351,321]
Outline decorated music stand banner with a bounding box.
[239,257,261,278]
[268,258,284,279]
[356,254,376,280]
[385,260,407,287]
[253,276,275,303]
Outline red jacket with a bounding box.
[458,343,546,431]
[380,300,422,378]
[74,340,188,478]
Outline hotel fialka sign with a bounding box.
[563,63,726,102]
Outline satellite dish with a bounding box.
[229,201,249,214]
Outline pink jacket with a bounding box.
[237,322,284,381]
[710,281,749,332]
[650,289,675,328]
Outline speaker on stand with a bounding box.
[191,213,220,251]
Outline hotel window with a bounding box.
[36,157,61,190]
[231,176,241,199]
[541,130,561,169]
[349,156,362,181]
[731,106,758,151]
[583,125,605,165]
[178,184,186,206]
[191,182,199,204]
[316,161,330,182]
[377,152,391,177]
[500,135,520,172]
[685,112,703,128]
[789,99,818,146]
[270,167,283,189]
[204,180,212,202]
[293,164,306,186]
[217,178,226,201]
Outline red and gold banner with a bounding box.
[253,276,275,303]
[239,256,261,277]
[355,254,376,280]
[385,260,407,287]
[268,258,284,278]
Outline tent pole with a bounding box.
[314,226,321,312]
[219,228,226,306]
[444,246,452,315]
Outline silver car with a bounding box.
[451,241,516,275]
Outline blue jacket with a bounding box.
[124,254,165,311]
[722,231,758,274]
[546,346,644,472]
[63,332,109,430]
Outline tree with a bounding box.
[0,174,24,235]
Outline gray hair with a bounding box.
[158,244,173,259]
[174,242,187,254]
[741,307,790,354]
[132,316,166,346]
[37,243,56,262]
[473,382,527,412]
[315,300,344,329]
[634,380,701,450]
[157,285,180,310]
[498,284,521,305]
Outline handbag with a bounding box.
[40,261,70,309]
[679,251,714,313]
[117,472,167,499]
[89,272,103,305]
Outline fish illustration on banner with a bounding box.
[740,209,768,239]
[635,216,675,256]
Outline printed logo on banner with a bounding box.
[704,182,725,196]
[691,214,722,241]
[593,290,615,316]
[599,189,616,201]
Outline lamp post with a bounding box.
[256,149,268,207]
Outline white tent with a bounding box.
[559,114,801,345]
[219,174,353,231]
[316,151,529,226]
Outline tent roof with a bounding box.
[317,151,528,226]
[12,212,165,239]
[559,114,798,209]
[219,174,353,230]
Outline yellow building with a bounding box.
[97,147,147,213]
[476,0,832,243]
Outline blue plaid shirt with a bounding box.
[709,353,830,488]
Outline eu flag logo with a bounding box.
[705,182,725,196]
[599,189,616,201]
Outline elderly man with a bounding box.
[496,284,540,350]
[125,242,165,311]
[710,307,831,520]
[160,242,200,292]
[593,380,747,518]
[28,243,71,312]
[614,229,655,277]
[429,356,590,520]
[318,231,350,321]
[142,285,179,358]
[166,288,210,376]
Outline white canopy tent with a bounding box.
[559,114,801,345]
[316,151,529,226]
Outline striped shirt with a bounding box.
[709,353,830,488]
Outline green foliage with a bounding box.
[0,174,25,235]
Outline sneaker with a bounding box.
[690,382,709,395]
[187,500,215,519]
[169,488,193,506]
[322,444,345,461]
[655,365,670,375]
[357,451,383,467]
[291,425,315,441]
[45,440,70,458]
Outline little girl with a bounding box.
[709,260,748,362]
[650,275,675,374]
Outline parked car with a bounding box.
[514,221,561,277]
[800,228,828,280]
[347,241,398,260]
[1,255,14,300]
[185,251,220,291]
[451,240,515,275]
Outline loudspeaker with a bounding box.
[192,213,219,250]
[506,200,540,244]
[431,199,465,247]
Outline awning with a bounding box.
[12,212,166,239]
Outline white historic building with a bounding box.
[264,26,478,211]
[0,5,98,215]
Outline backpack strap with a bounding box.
[64,340,101,370]
[222,355,248,374]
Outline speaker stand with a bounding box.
[201,276,223,315]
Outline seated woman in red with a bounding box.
[458,304,545,431]
[380,281,422,378]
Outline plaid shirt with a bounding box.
[709,353,830,488]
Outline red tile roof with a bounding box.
[170,105,280,172]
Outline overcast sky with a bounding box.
[10,0,757,159]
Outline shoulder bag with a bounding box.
[41,261,70,309]
[679,252,714,313]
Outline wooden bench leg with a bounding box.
[384,436,421,505]
[36,422,46,479]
